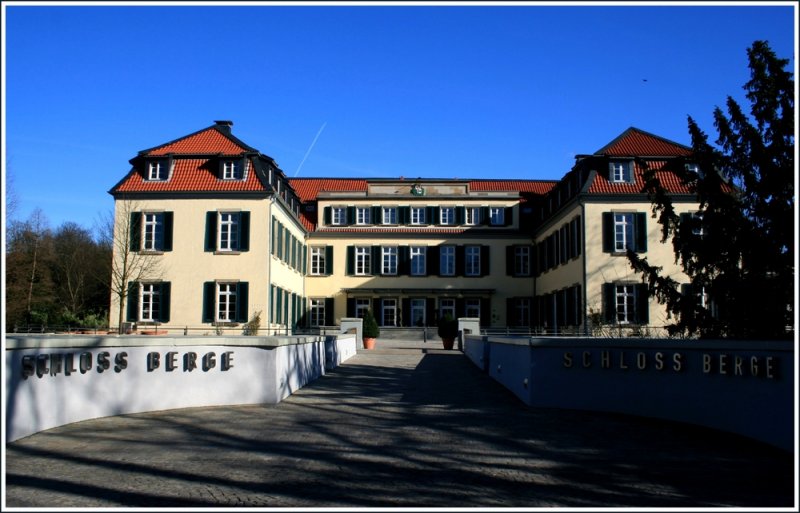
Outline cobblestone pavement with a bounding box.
[4,339,796,508]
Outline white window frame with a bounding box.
[489,207,504,226]
[382,207,398,225]
[355,298,371,319]
[331,207,346,226]
[142,212,164,251]
[439,299,456,321]
[465,299,481,318]
[309,298,326,327]
[356,207,371,225]
[147,161,166,181]
[218,212,240,251]
[310,247,326,276]
[514,246,530,276]
[465,207,480,226]
[440,207,455,225]
[382,246,398,275]
[410,246,426,276]
[355,246,371,275]
[610,160,632,183]
[465,245,481,276]
[613,213,634,252]
[514,298,531,327]
[410,299,426,327]
[222,160,243,180]
[382,298,398,327]
[440,245,455,276]
[140,283,160,322]
[217,283,237,322]
[614,284,635,324]
[410,207,426,225]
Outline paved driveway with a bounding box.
[4,339,795,508]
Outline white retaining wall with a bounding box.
[5,334,357,442]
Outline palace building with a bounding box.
[109,120,700,335]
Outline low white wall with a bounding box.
[466,335,795,451]
[5,334,357,442]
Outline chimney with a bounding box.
[214,120,233,133]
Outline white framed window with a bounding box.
[410,299,426,327]
[465,299,481,318]
[685,163,701,176]
[222,160,243,180]
[489,207,504,226]
[382,207,398,225]
[355,298,371,319]
[465,246,481,276]
[331,207,346,226]
[440,245,455,276]
[218,212,240,251]
[355,246,371,275]
[410,246,426,276]
[610,160,633,183]
[514,298,531,327]
[356,207,371,225]
[440,207,455,225]
[410,207,426,225]
[614,285,635,324]
[439,298,456,321]
[614,213,634,252]
[691,211,705,238]
[142,213,164,251]
[465,207,480,225]
[140,283,161,322]
[514,246,530,276]
[217,283,237,322]
[309,298,326,327]
[382,298,398,327]
[147,161,166,181]
[310,247,326,275]
[382,246,398,275]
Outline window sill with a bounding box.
[215,250,242,255]
[140,250,165,255]
[212,322,240,327]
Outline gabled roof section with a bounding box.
[113,157,267,194]
[587,160,696,195]
[595,127,692,157]
[140,121,257,157]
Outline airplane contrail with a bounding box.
[294,122,327,177]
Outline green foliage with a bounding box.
[437,314,458,340]
[629,40,794,339]
[362,309,380,338]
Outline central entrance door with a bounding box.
[382,298,397,326]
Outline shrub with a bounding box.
[362,309,380,338]
[437,314,458,340]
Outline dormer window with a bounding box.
[221,160,244,180]
[684,163,703,178]
[147,160,168,181]
[609,160,633,183]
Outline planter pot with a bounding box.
[441,337,455,350]
[363,337,376,350]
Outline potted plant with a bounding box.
[362,309,380,349]
[437,314,458,350]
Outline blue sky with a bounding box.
[3,2,796,231]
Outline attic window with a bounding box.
[222,160,244,180]
[685,163,702,177]
[147,160,168,181]
[609,160,633,183]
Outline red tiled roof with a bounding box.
[114,158,266,193]
[597,127,692,157]
[588,160,696,194]
[145,127,250,156]
[289,178,368,202]
[470,180,557,194]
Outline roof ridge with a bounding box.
[138,123,258,156]
[594,126,692,155]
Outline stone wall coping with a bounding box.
[5,334,355,351]
[479,335,794,353]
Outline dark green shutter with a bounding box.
[455,246,465,276]
[239,211,250,251]
[126,282,139,322]
[346,297,355,317]
[602,283,616,323]
[162,212,173,251]
[346,246,355,275]
[159,282,171,323]
[130,212,142,251]
[346,206,355,225]
[480,207,490,225]
[325,246,333,275]
[372,246,381,275]
[425,298,435,327]
[205,212,217,252]
[635,213,647,253]
[202,282,215,322]
[371,206,381,225]
[323,206,332,225]
[427,206,437,225]
[506,246,515,276]
[480,246,490,276]
[402,298,411,327]
[504,207,513,226]
[602,212,613,253]
[636,284,649,324]
[302,245,308,275]
[455,206,465,225]
[325,298,334,326]
[427,246,439,276]
[277,225,284,259]
[399,206,410,225]
[480,298,490,326]
[399,246,410,275]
